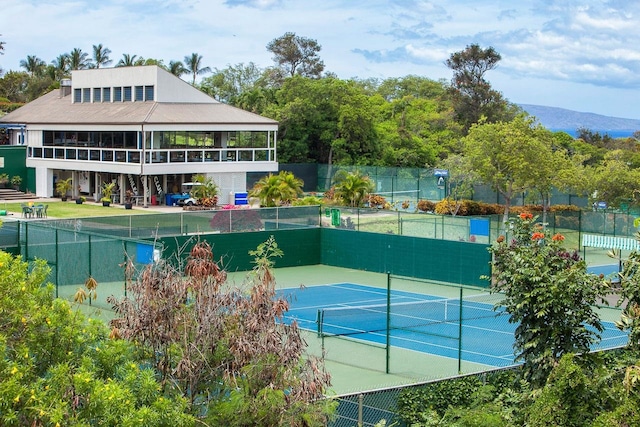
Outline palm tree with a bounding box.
[92,44,112,68]
[168,60,186,77]
[249,171,303,207]
[19,55,46,77]
[51,54,70,80]
[68,48,89,70]
[0,35,5,55]
[332,171,374,207]
[116,53,144,67]
[184,53,211,84]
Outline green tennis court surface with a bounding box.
[278,283,629,367]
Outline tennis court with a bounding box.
[278,282,629,369]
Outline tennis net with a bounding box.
[317,295,507,339]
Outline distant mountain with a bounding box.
[518,104,640,134]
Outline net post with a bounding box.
[458,286,463,373]
[316,309,323,338]
[386,272,391,374]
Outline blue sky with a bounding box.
[2,0,639,119]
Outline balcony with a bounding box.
[28,147,275,164]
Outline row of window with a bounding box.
[73,85,155,103]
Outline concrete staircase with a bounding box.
[0,188,38,201]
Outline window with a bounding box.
[93,88,101,102]
[114,87,122,102]
[145,85,154,101]
[82,88,91,103]
[123,86,132,101]
[74,88,82,103]
[102,87,111,102]
[135,86,144,101]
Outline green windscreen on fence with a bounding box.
[320,228,491,287]
[158,228,321,272]
[22,222,162,290]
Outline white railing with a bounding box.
[28,147,276,164]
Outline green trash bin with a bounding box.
[330,208,340,226]
[0,210,6,216]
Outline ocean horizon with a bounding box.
[551,128,637,138]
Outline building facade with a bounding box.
[0,65,278,205]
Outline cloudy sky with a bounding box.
[2,0,639,119]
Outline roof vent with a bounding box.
[60,79,72,97]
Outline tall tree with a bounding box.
[51,53,70,80]
[200,62,265,104]
[168,60,186,77]
[266,32,324,78]
[446,44,514,132]
[266,76,380,165]
[91,43,112,68]
[68,48,89,70]
[19,55,46,77]
[463,115,553,225]
[116,53,143,67]
[183,52,211,84]
[585,149,640,209]
[0,34,5,55]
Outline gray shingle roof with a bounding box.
[0,90,278,126]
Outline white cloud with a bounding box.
[1,0,640,118]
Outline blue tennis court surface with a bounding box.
[277,283,629,368]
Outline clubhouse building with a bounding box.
[0,65,278,205]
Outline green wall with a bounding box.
[0,146,33,192]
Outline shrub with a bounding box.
[367,194,387,209]
[417,199,436,212]
[549,204,581,212]
[435,199,468,216]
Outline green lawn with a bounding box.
[0,201,155,219]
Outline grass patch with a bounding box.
[0,201,155,219]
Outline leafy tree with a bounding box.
[19,55,46,77]
[266,32,324,79]
[68,48,90,70]
[524,131,577,223]
[584,149,640,209]
[446,44,515,132]
[249,170,303,207]
[437,154,477,215]
[266,76,380,165]
[183,52,211,85]
[91,43,112,68]
[526,353,608,427]
[463,115,553,225]
[332,170,374,207]
[611,237,640,350]
[0,71,29,103]
[374,92,460,167]
[0,250,195,426]
[200,62,266,104]
[490,213,608,386]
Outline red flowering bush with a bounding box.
[489,212,608,386]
